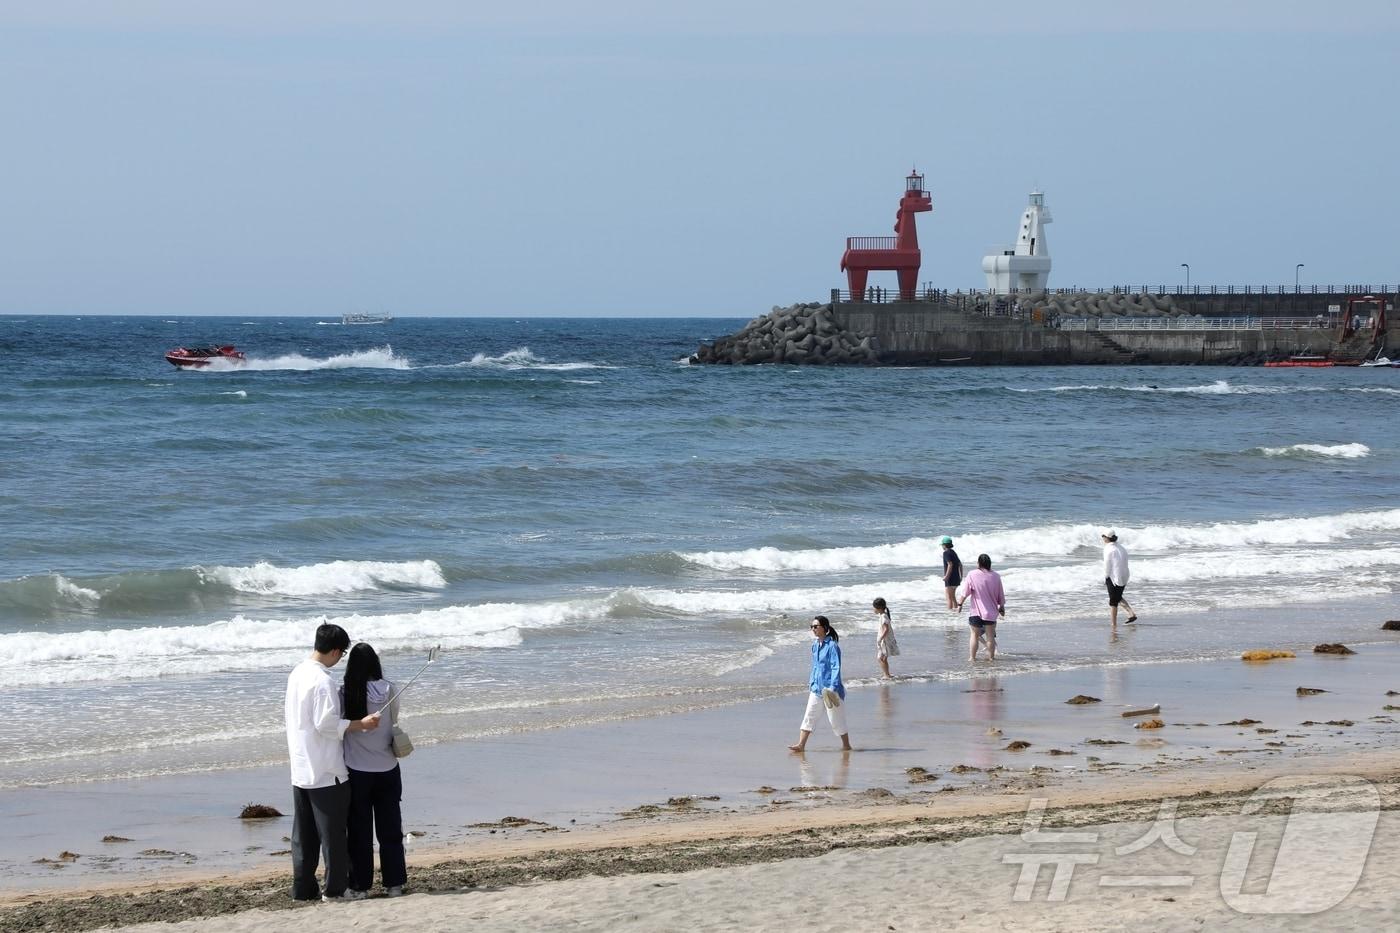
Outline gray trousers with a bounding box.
[291,780,350,900]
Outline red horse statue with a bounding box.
[841,170,932,302]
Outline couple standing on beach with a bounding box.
[284,623,409,902]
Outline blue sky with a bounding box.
[2,1,1397,316]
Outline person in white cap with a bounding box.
[1100,530,1138,625]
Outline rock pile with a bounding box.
[691,302,879,365]
[1019,292,1186,319]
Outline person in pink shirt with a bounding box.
[956,554,1006,662]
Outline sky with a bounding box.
[1,1,1397,316]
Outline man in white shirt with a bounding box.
[285,623,381,901]
[1101,530,1138,625]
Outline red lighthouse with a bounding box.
[840,170,933,301]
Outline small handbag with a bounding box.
[391,724,414,759]
[387,695,414,758]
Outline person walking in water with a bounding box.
[872,597,899,679]
[957,554,1006,662]
[789,616,852,752]
[940,536,963,610]
[1101,530,1138,625]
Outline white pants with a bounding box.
[800,691,848,736]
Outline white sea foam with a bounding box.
[1256,443,1370,459]
[457,346,614,371]
[220,390,248,398]
[0,596,611,686]
[200,559,446,596]
[680,508,1400,573]
[201,346,410,372]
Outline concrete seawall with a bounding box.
[691,292,1394,366]
[832,302,1369,365]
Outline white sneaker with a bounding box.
[322,889,369,902]
[386,886,405,898]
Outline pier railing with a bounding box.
[832,284,1396,304]
[1058,316,1339,332]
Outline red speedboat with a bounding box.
[165,345,246,368]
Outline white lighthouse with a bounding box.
[982,191,1053,293]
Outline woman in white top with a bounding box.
[873,597,899,679]
[341,643,407,897]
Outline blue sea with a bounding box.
[3,314,1400,789]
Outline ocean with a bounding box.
[3,314,1400,791]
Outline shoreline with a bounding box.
[4,641,1400,930]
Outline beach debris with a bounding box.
[786,786,837,794]
[905,767,939,783]
[1255,728,1278,734]
[1382,620,1400,631]
[1134,719,1165,730]
[1217,749,1250,755]
[1242,650,1295,661]
[1300,720,1354,727]
[1388,690,1400,696]
[1221,719,1261,726]
[1296,687,1328,696]
[1065,694,1102,705]
[950,764,983,773]
[269,849,291,856]
[858,787,894,798]
[617,805,664,819]
[1313,643,1355,655]
[469,816,548,829]
[985,727,1003,736]
[238,803,283,820]
[751,786,778,795]
[1121,704,1160,718]
[101,835,132,843]
[1384,705,1400,712]
[1045,749,1077,756]
[1265,741,1286,747]
[1004,740,1032,751]
[1085,739,1128,746]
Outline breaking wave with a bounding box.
[1255,443,1370,459]
[679,508,1400,573]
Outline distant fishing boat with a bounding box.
[1360,356,1400,368]
[165,345,246,368]
[343,312,393,325]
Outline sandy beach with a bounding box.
[4,638,1399,932]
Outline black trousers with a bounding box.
[290,780,351,900]
[347,765,407,891]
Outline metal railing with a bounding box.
[1058,316,1341,332]
[844,237,899,251]
[834,285,1395,299]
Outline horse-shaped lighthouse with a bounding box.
[840,170,933,302]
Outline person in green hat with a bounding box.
[940,536,963,610]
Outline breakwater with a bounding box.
[691,290,1395,365]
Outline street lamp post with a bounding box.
[1181,263,1190,290]
[1295,263,1304,291]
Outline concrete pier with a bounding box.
[692,289,1395,366]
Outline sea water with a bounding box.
[2,314,1399,789]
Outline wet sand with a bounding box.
[3,642,1399,930]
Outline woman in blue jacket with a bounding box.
[789,615,853,752]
